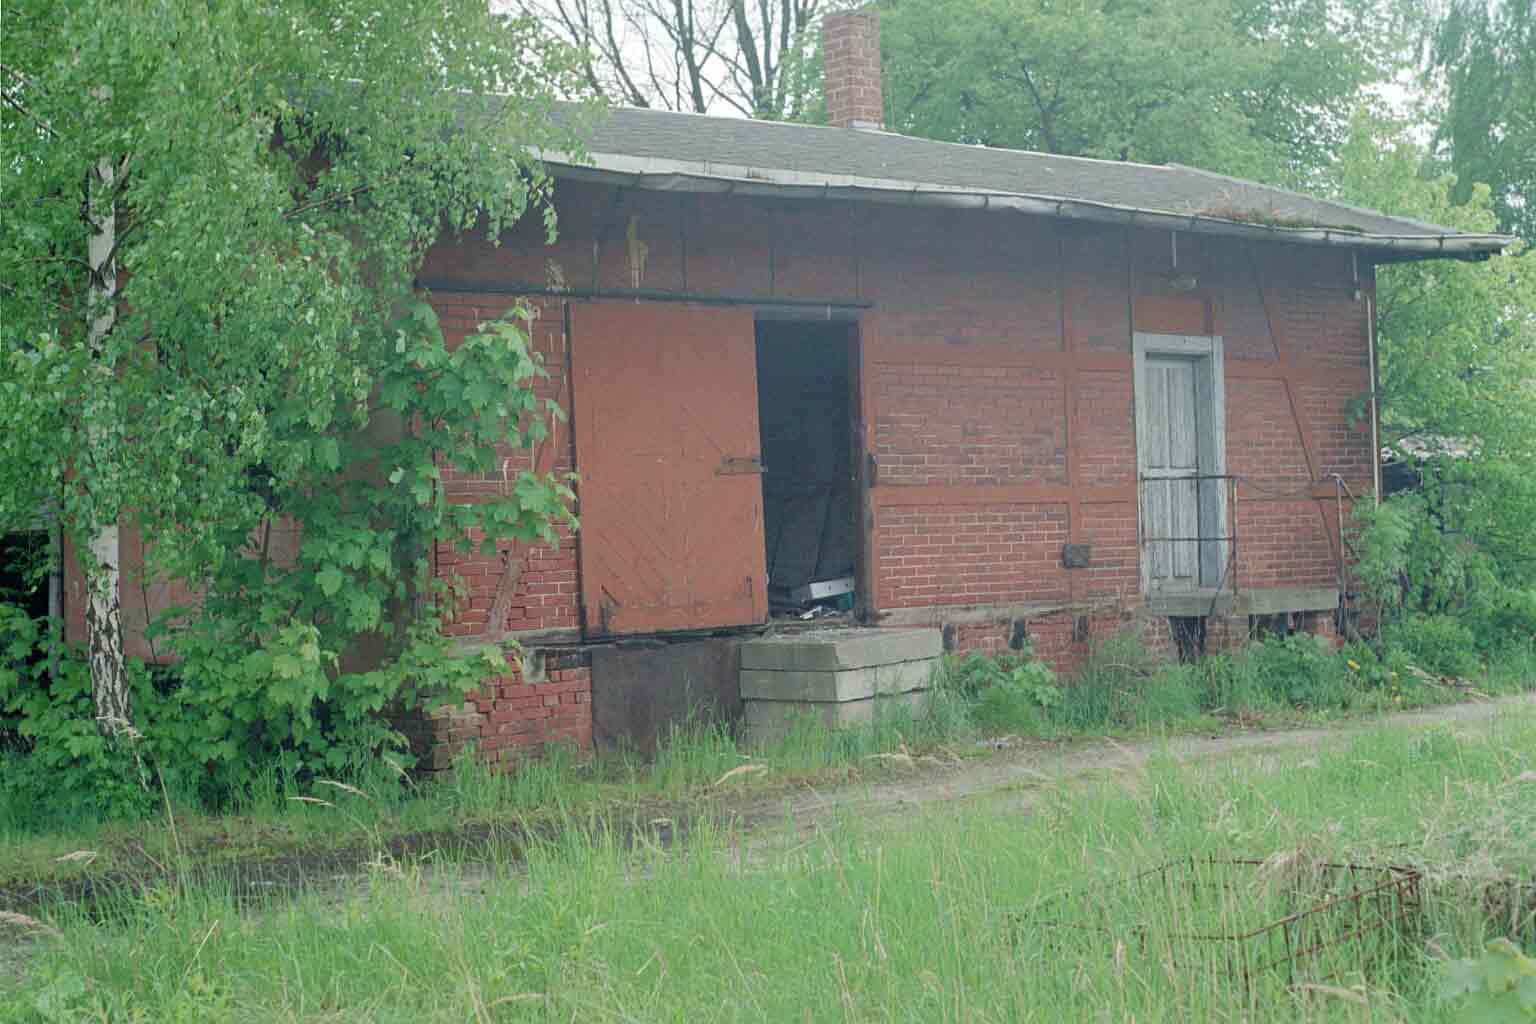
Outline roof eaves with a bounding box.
[545,151,1513,259]
[1164,162,1477,239]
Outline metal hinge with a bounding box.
[717,455,765,476]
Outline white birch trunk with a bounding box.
[85,154,131,738]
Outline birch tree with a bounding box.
[1,0,582,743]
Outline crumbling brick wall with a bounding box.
[395,651,592,770]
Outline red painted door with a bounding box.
[569,302,767,636]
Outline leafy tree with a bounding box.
[1,0,580,793]
[879,0,1415,186]
[1331,114,1536,641]
[1425,0,1536,243]
[1331,115,1534,473]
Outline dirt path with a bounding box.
[731,693,1536,833]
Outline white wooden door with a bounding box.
[1142,356,1201,590]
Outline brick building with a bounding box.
[56,11,1509,764]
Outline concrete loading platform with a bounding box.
[738,627,942,742]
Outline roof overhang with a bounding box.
[547,151,1513,261]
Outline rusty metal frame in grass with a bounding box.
[1017,857,1424,994]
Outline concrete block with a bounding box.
[739,627,942,671]
[743,690,929,742]
[739,656,937,702]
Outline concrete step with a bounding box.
[739,627,941,672]
[740,656,935,703]
[739,627,942,744]
[743,689,930,740]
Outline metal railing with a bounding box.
[1136,473,1240,600]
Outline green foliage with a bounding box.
[1057,632,1201,730]
[2,309,576,815]
[931,619,1522,744]
[0,607,154,822]
[1382,614,1483,678]
[0,1,584,811]
[1440,939,1536,1023]
[1427,0,1536,244]
[1332,116,1536,470]
[937,647,1062,733]
[153,308,573,806]
[1229,634,1353,709]
[1354,483,1536,671]
[880,0,1412,185]
[1,0,584,562]
[1331,113,1536,672]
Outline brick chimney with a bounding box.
[823,9,883,130]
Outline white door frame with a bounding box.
[1133,332,1228,594]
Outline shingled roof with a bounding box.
[547,105,1510,260]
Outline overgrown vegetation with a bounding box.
[0,311,573,823]
[934,623,1534,741]
[5,611,1529,894]
[4,706,1531,1022]
[1,2,583,815]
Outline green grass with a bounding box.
[949,631,1536,740]
[6,708,1533,1022]
[3,632,1530,897]
[0,694,971,893]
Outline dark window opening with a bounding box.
[2,532,53,754]
[1249,613,1294,640]
[756,320,858,619]
[1,532,51,632]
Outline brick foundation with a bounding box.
[395,649,592,770]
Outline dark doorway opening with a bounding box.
[755,318,860,618]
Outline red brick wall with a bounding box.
[77,177,1374,767]
[877,504,1070,608]
[428,294,581,641]
[395,652,593,769]
[873,365,1067,485]
[410,180,1375,756]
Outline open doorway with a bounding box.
[755,317,861,619]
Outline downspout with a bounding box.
[1366,289,1382,506]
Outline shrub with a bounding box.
[1382,613,1483,678]
[1467,588,1536,658]
[937,648,1061,733]
[1228,634,1354,710]
[1,606,155,823]
[1056,632,1199,732]
[1,311,572,825]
